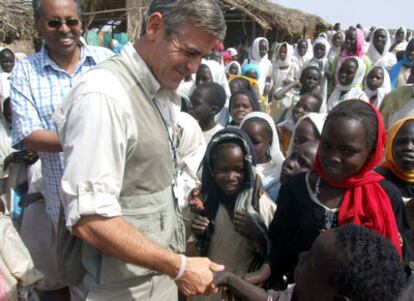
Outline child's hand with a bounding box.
[188,187,205,213]
[213,271,231,287]
[191,215,210,238]
[242,263,271,286]
[233,211,264,240]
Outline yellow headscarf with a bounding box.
[383,116,414,183]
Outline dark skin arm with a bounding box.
[214,271,269,301]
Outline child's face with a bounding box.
[344,29,357,54]
[293,119,319,147]
[300,68,321,92]
[292,96,320,124]
[258,40,268,58]
[278,45,287,60]
[313,43,326,59]
[280,141,318,184]
[366,67,384,91]
[188,88,212,122]
[338,59,357,86]
[245,70,257,80]
[212,144,246,195]
[230,94,253,125]
[392,120,414,172]
[294,230,338,300]
[297,41,308,57]
[319,117,371,181]
[0,54,15,73]
[332,33,344,48]
[196,65,213,87]
[396,28,405,43]
[373,29,387,54]
[241,121,271,164]
[229,63,239,75]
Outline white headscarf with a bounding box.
[327,56,368,111]
[225,61,241,76]
[273,42,295,68]
[272,42,299,90]
[392,27,409,54]
[294,39,313,69]
[227,47,238,57]
[240,112,285,166]
[313,36,331,60]
[364,65,392,108]
[201,59,231,126]
[367,28,396,70]
[249,37,272,94]
[287,112,327,155]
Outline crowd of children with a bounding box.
[1,22,414,301]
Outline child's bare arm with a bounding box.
[214,271,269,301]
[242,263,271,285]
[233,211,268,256]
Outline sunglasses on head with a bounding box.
[45,18,80,28]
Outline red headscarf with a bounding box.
[314,101,402,258]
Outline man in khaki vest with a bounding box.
[56,0,227,300]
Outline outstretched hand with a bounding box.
[177,257,225,297]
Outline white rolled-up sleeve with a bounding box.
[55,70,137,230]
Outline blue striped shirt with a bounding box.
[10,43,113,222]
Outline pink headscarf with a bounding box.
[340,28,365,59]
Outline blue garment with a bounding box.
[265,180,281,203]
[389,56,412,90]
[241,63,261,80]
[10,42,113,222]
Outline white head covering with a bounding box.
[327,56,368,111]
[225,60,241,75]
[294,39,313,67]
[392,26,409,53]
[367,28,396,70]
[201,59,231,126]
[313,36,331,60]
[287,112,327,155]
[227,47,238,57]
[251,37,269,62]
[240,112,285,166]
[273,42,295,68]
[364,65,392,108]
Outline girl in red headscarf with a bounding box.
[244,99,411,288]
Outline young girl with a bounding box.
[271,43,299,121]
[225,61,241,78]
[327,31,345,64]
[364,65,391,108]
[191,128,276,301]
[366,28,397,71]
[264,99,411,286]
[293,39,313,71]
[277,93,323,155]
[389,38,414,89]
[326,57,368,111]
[213,225,406,301]
[228,90,260,126]
[309,37,331,105]
[390,27,409,55]
[240,112,285,202]
[287,112,326,155]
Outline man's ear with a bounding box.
[145,12,164,41]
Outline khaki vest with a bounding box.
[82,55,185,289]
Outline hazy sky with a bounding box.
[273,0,413,30]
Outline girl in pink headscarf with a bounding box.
[330,27,372,91]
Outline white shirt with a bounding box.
[55,43,180,229]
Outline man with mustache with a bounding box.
[10,0,113,299]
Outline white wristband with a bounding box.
[173,255,186,281]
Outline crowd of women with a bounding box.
[1,22,414,300]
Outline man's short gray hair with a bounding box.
[141,0,226,41]
[32,0,82,20]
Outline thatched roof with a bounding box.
[81,0,331,41]
[219,0,330,39]
[0,0,35,43]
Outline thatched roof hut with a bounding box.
[0,0,35,44]
[81,0,331,43]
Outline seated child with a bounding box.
[277,93,323,155]
[247,99,412,287]
[228,90,260,126]
[190,128,276,301]
[287,112,326,155]
[213,224,406,301]
[189,82,227,144]
[364,65,391,108]
[326,57,368,111]
[240,112,285,202]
